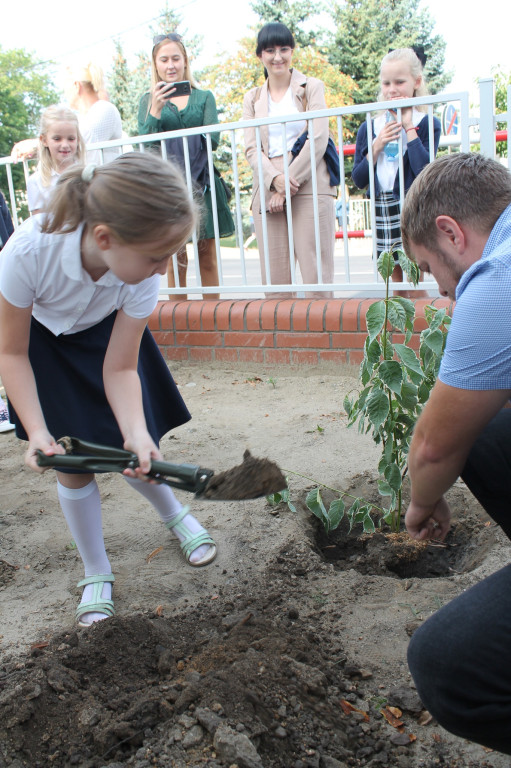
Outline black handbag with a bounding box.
[290,132,340,186]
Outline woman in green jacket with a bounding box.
[138,33,234,300]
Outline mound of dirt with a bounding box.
[0,541,502,768]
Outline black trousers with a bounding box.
[408,410,511,755]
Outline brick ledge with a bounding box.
[149,298,453,366]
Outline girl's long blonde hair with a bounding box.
[379,48,429,113]
[37,105,86,187]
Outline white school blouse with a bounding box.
[0,216,160,335]
[26,169,59,213]
[373,107,424,192]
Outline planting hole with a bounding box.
[309,473,498,578]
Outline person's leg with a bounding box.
[252,191,294,298]
[461,409,511,540]
[408,564,511,755]
[197,238,220,300]
[124,477,216,566]
[56,472,113,627]
[292,194,335,299]
[166,246,188,301]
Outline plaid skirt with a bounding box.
[7,312,191,450]
[375,192,402,260]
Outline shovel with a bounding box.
[36,436,287,501]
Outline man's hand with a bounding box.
[405,496,451,541]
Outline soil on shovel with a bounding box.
[203,449,287,500]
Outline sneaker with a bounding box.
[0,399,15,433]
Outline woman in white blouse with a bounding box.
[64,62,123,164]
[243,22,336,298]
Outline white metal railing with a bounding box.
[1,78,507,298]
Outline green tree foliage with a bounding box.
[328,0,451,107]
[109,41,132,126]
[250,0,326,47]
[493,66,510,158]
[110,45,151,137]
[0,46,58,188]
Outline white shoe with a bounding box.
[0,400,15,433]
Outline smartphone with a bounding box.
[163,80,191,98]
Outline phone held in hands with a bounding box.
[162,80,191,98]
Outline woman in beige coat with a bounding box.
[243,22,336,298]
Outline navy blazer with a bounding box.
[352,114,441,199]
[0,192,14,249]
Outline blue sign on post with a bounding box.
[442,104,459,135]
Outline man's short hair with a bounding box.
[401,153,511,256]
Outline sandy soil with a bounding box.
[1,363,510,768]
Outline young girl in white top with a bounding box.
[0,152,216,628]
[27,105,86,214]
[352,48,441,294]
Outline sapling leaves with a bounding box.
[266,486,297,513]
[397,250,420,283]
[378,360,403,394]
[421,328,444,355]
[366,388,389,429]
[384,462,402,492]
[306,487,328,526]
[377,250,395,281]
[397,381,419,410]
[387,300,407,332]
[343,246,451,533]
[394,343,423,376]
[366,301,386,342]
[417,381,431,403]
[328,498,345,530]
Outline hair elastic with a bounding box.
[81,164,97,182]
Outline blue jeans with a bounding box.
[408,410,511,755]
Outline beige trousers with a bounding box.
[252,162,335,299]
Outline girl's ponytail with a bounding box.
[41,165,91,233]
[41,152,197,247]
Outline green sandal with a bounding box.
[76,574,115,627]
[165,506,217,567]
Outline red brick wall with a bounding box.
[149,298,453,366]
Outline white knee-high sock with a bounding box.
[124,477,213,563]
[57,479,112,625]
[57,479,111,576]
[123,477,182,523]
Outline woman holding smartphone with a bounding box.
[138,33,234,300]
